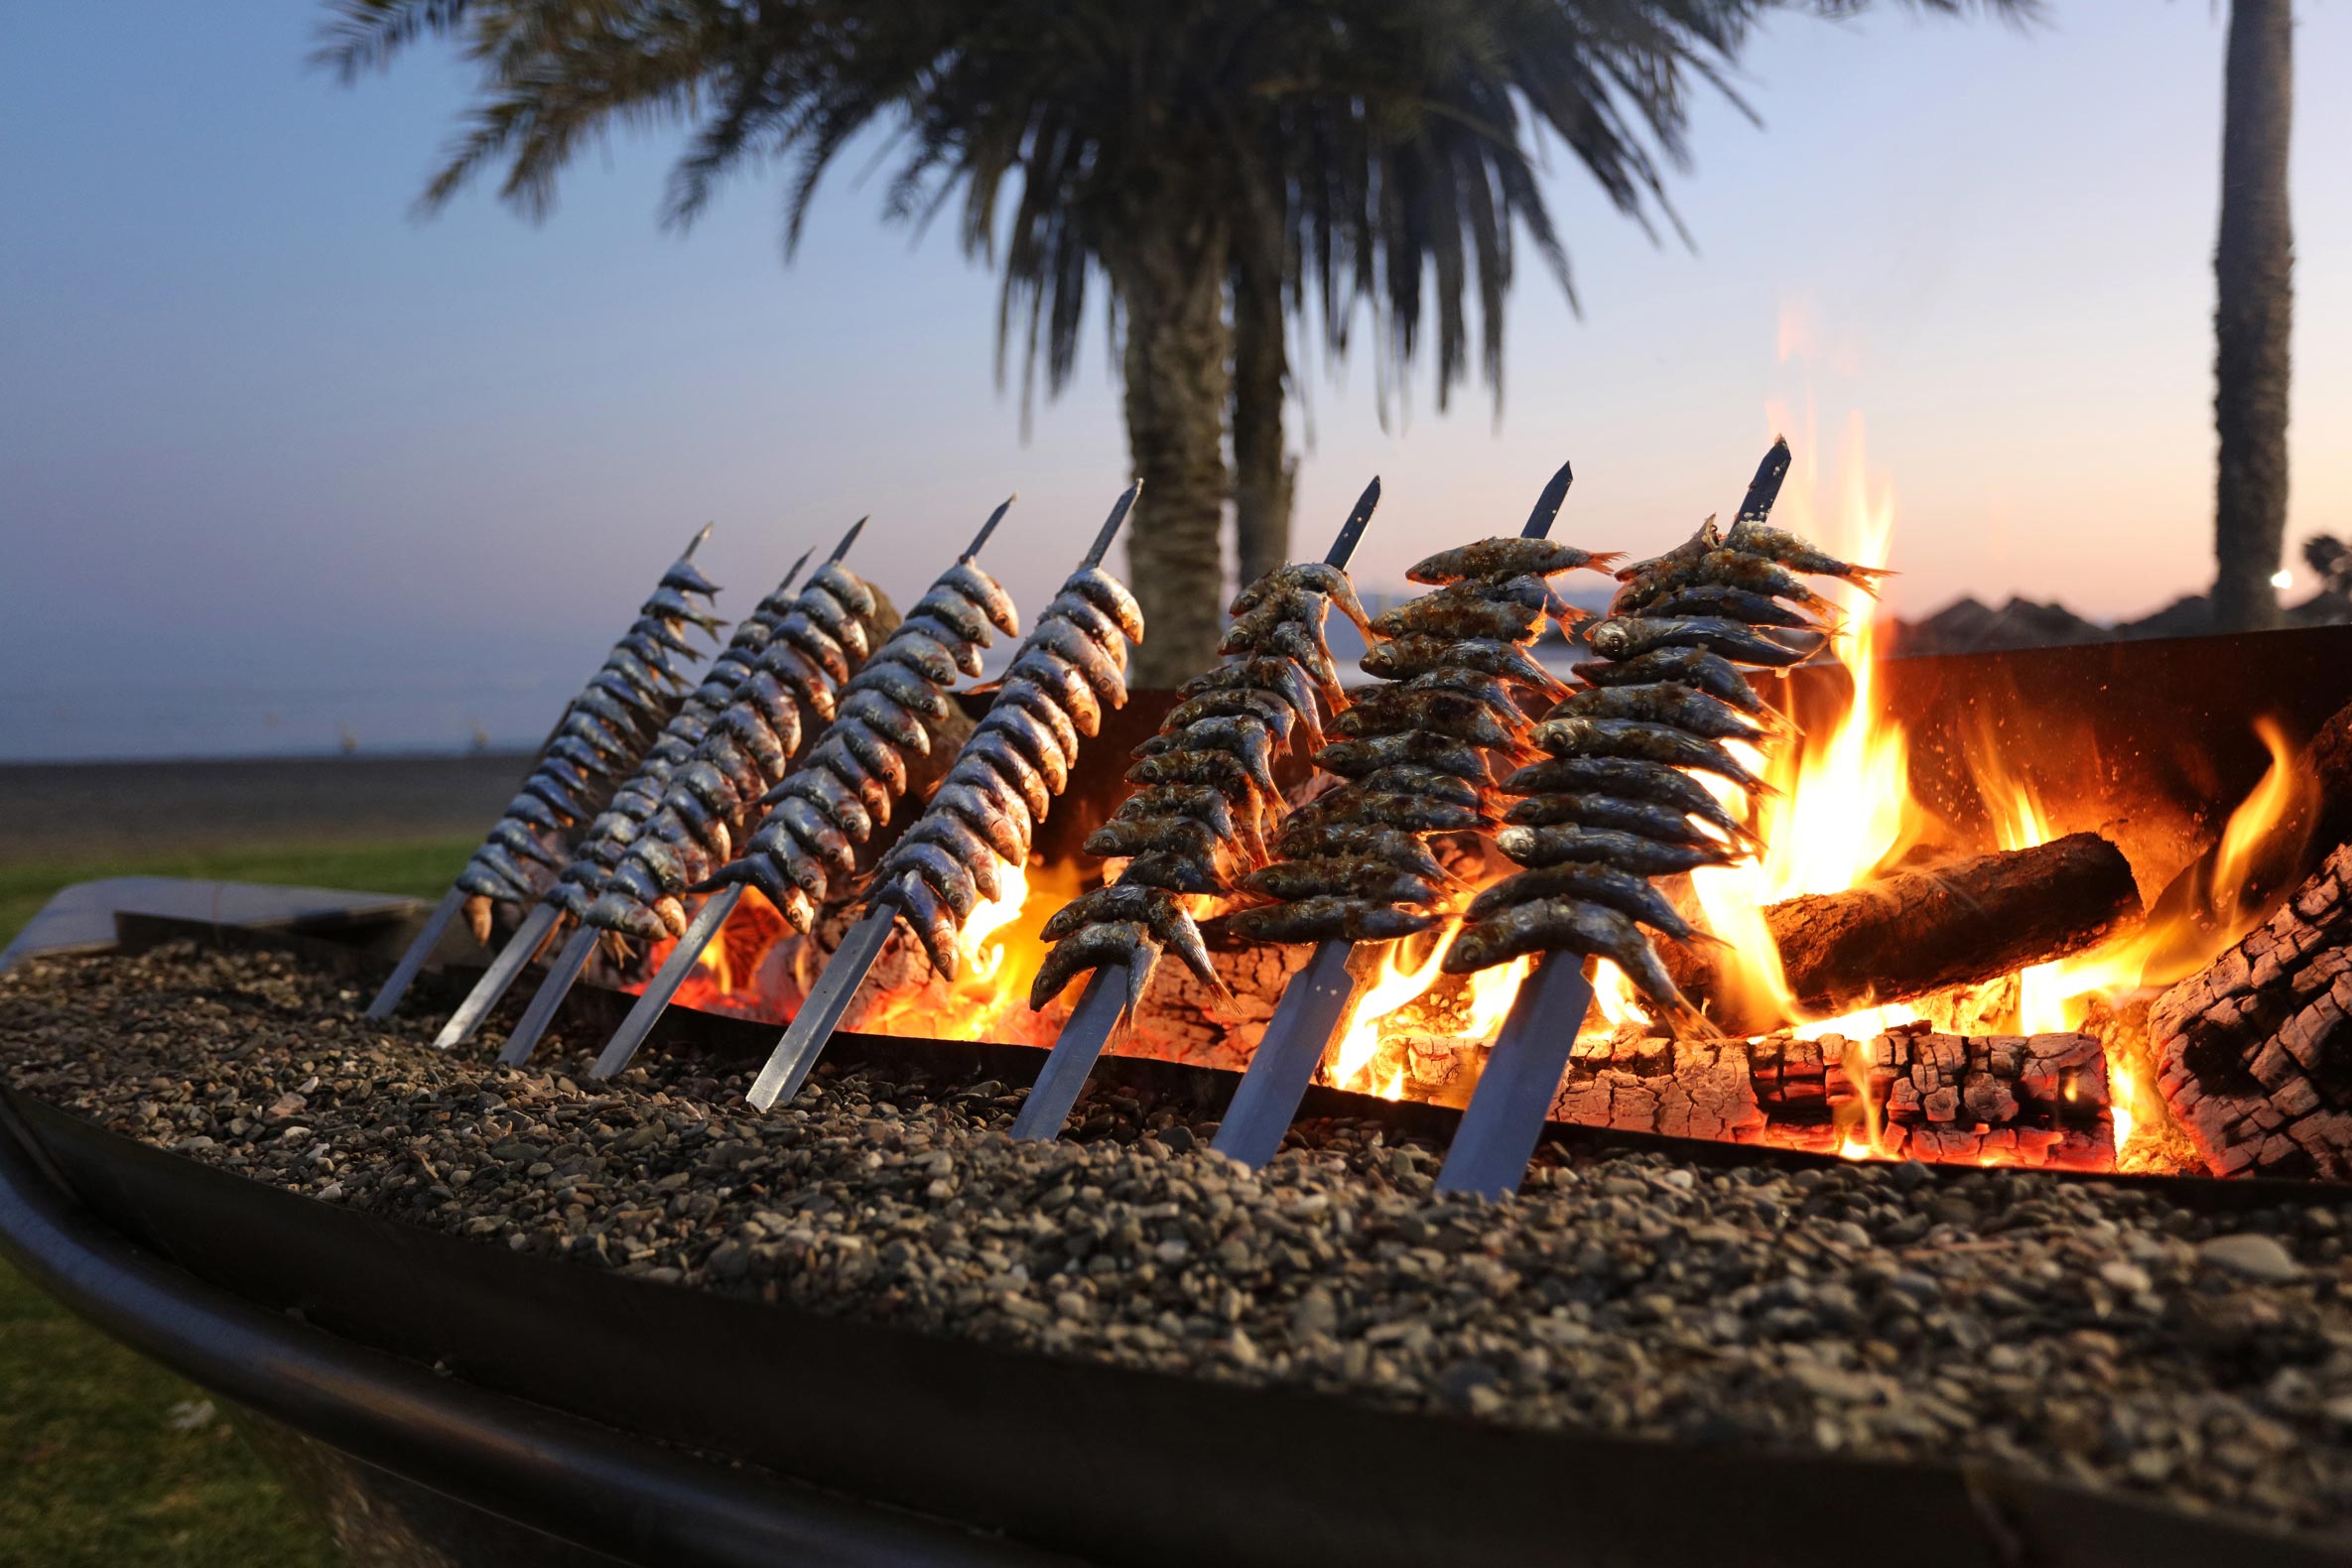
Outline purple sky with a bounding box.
[2,1,2346,761]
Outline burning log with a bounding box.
[1688,833,2144,1037]
[1542,1024,2115,1170]
[2149,841,2352,1177]
[2315,700,2352,849]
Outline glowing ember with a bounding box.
[1329,932,1454,1089]
[853,855,1090,1046]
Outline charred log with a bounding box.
[2150,842,2352,1177]
[1544,1024,2115,1170]
[1685,834,2143,1037]
[2314,700,2352,850]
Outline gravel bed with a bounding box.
[7,943,2352,1538]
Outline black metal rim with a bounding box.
[0,1094,1067,1568]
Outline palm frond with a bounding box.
[329,0,2031,412]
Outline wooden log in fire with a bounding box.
[2149,841,2352,1178]
[2315,701,2352,850]
[1686,833,2144,1037]
[1542,1024,2115,1170]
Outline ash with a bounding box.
[8,943,2352,1538]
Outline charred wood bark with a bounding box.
[1544,1025,2115,1170]
[2314,700,2352,850]
[2151,842,2352,1177]
[1688,834,2144,1037]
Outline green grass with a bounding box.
[0,837,478,947]
[2,837,473,1567]
[0,1265,338,1568]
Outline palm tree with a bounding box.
[1221,2,1752,588]
[2210,0,2293,632]
[323,0,2016,682]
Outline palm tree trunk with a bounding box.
[1111,206,1234,688]
[2212,0,2294,632]
[1231,254,1294,590]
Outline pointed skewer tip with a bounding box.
[1520,457,1576,540]
[1081,480,1143,569]
[963,495,1017,560]
[828,515,868,563]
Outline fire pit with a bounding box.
[7,902,2352,1566]
[582,620,2352,1188]
[10,455,2352,1563]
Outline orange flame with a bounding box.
[1977,716,2312,1168]
[1689,412,1915,1030]
[1321,929,1535,1100]
[853,854,1088,1046]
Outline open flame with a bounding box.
[1330,930,1454,1091]
[853,854,1088,1046]
[617,379,2313,1181]
[1323,930,1532,1101]
[1981,716,2313,1168]
[1687,412,1916,1039]
[1664,407,2314,1173]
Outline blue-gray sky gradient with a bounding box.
[2,1,2345,760]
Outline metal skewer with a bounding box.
[1210,458,1575,1167]
[1432,951,1596,1197]
[1200,938,1364,1164]
[494,923,601,1066]
[583,498,1017,1080]
[366,526,717,1020]
[745,482,1141,1113]
[1011,476,1382,1142]
[364,887,464,1020]
[489,526,862,1065]
[433,903,562,1048]
[582,885,743,1075]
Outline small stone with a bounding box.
[1289,1290,1339,1339]
[2098,1260,2153,1295]
[2199,1234,2303,1283]
[24,941,2352,1540]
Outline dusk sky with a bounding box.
[3,2,2346,761]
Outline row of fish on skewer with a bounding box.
[447,529,724,944]
[1026,439,1884,1048]
[383,493,1151,1056]
[394,443,1887,1111]
[1437,438,1886,1028]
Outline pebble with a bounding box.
[2198,1233,2304,1284]
[8,943,2352,1537]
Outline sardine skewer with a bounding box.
[1010,476,1382,1142]
[478,543,820,1051]
[1436,435,1873,1197]
[364,524,719,1020]
[746,481,1141,1113]
[485,522,875,1063]
[1210,458,1579,1169]
[585,497,1018,1078]
[433,527,859,1051]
